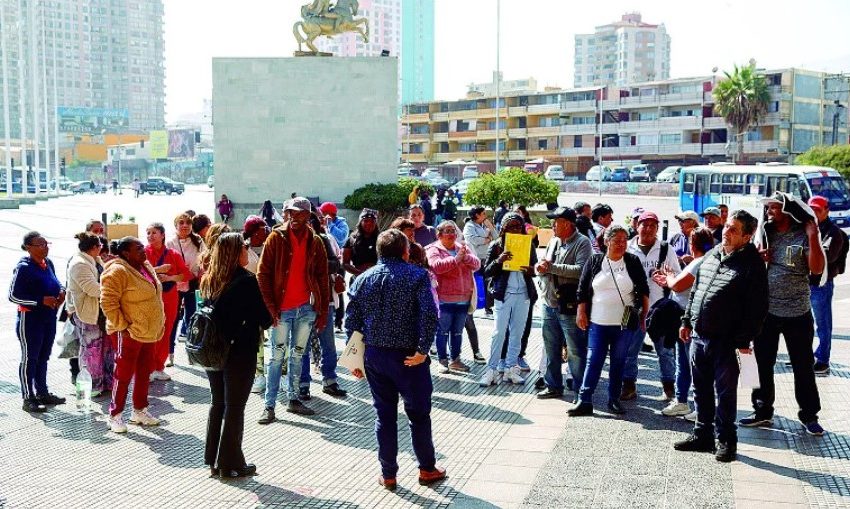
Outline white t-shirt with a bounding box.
[670,257,704,309]
[591,257,635,326]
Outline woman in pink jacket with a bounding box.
[425,221,480,374]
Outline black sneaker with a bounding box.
[673,435,716,453]
[715,442,737,462]
[802,420,825,437]
[567,402,593,417]
[322,383,348,398]
[813,362,830,375]
[739,413,773,427]
[641,342,654,353]
[298,387,312,401]
[607,400,626,415]
[37,393,66,405]
[22,399,47,413]
[534,377,546,390]
[536,388,564,400]
[287,399,315,416]
[257,407,275,425]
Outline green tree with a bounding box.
[796,145,850,180]
[713,63,771,163]
[343,178,434,228]
[464,168,559,210]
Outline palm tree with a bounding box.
[713,63,771,163]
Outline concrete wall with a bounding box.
[212,57,398,226]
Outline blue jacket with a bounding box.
[327,216,350,248]
[9,256,63,314]
[346,258,438,355]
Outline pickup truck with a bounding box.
[139,177,185,195]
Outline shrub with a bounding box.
[796,145,850,180]
[343,178,435,228]
[464,168,559,210]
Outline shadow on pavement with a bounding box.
[738,452,850,498]
[222,477,364,508]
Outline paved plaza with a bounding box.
[0,191,848,508]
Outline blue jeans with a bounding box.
[264,304,316,407]
[623,327,675,383]
[487,292,530,370]
[300,305,338,389]
[542,305,586,392]
[365,346,436,479]
[691,338,739,445]
[675,339,692,404]
[811,280,834,364]
[579,323,631,403]
[436,302,467,361]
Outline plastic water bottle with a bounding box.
[76,367,93,413]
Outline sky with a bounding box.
[163,0,850,123]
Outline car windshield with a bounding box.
[808,176,850,208]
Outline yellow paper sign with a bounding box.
[149,130,168,159]
[503,233,532,271]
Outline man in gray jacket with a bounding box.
[535,207,593,399]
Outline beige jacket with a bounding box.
[100,258,166,343]
[66,252,103,325]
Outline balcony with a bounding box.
[448,109,483,120]
[560,124,596,135]
[703,143,727,155]
[508,106,527,117]
[401,153,428,163]
[448,130,477,139]
[602,145,644,157]
[560,99,597,113]
[658,116,701,129]
[616,91,705,108]
[744,140,780,153]
[703,117,727,129]
[404,133,430,143]
[477,129,497,140]
[528,148,561,158]
[560,147,596,157]
[527,103,560,115]
[507,128,527,138]
[508,150,527,160]
[431,153,451,163]
[527,126,561,137]
[432,111,449,121]
[401,113,430,123]
[432,132,449,142]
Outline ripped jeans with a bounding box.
[263,304,316,408]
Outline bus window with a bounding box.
[766,176,787,196]
[721,173,744,194]
[788,178,809,201]
[710,174,722,194]
[683,173,695,193]
[745,174,764,195]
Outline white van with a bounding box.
[462,165,479,179]
[544,165,565,181]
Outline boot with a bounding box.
[620,380,637,401]
[662,381,675,401]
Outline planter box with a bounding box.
[107,223,139,241]
[537,228,554,248]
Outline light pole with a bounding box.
[831,100,845,145]
[16,0,27,196]
[1,1,13,198]
[494,0,500,173]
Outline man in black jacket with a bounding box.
[674,209,768,462]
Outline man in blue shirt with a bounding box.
[346,229,445,491]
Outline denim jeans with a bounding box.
[751,312,821,423]
[365,345,436,479]
[436,302,467,361]
[264,304,316,407]
[675,339,692,404]
[300,305,338,389]
[623,328,675,383]
[487,292,530,370]
[810,280,834,364]
[578,323,631,404]
[691,338,739,445]
[542,305,586,392]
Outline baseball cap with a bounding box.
[546,206,578,223]
[808,196,829,211]
[359,208,378,220]
[674,210,700,223]
[286,197,312,212]
[630,207,645,219]
[637,211,659,224]
[243,215,267,237]
[319,202,338,216]
[700,207,721,217]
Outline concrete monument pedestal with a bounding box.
[212,57,398,226]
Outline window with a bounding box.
[745,174,764,195]
[573,136,582,148]
[538,139,548,150]
[710,174,722,194]
[683,173,695,193]
[721,173,744,194]
[659,133,681,145]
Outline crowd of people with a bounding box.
[9,187,843,484]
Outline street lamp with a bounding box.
[831,100,845,146]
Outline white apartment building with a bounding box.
[315,0,402,58]
[467,72,538,98]
[574,12,671,88]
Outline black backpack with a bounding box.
[834,228,849,275]
[185,275,243,370]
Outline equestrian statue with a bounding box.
[294,0,370,54]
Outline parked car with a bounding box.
[585,165,613,182]
[655,165,683,183]
[421,167,442,179]
[449,177,477,197]
[424,176,450,189]
[544,165,565,181]
[397,166,413,177]
[70,180,107,194]
[611,167,630,182]
[139,177,185,195]
[461,166,479,179]
[629,164,651,182]
[207,175,215,188]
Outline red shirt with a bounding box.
[280,229,311,311]
[144,245,191,294]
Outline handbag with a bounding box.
[333,274,346,294]
[156,249,176,292]
[609,258,640,330]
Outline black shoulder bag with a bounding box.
[610,258,640,330]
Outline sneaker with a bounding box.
[429,347,437,356]
[286,399,315,416]
[607,400,626,415]
[715,442,736,462]
[620,380,637,401]
[448,359,470,372]
[298,387,312,401]
[251,375,266,394]
[641,342,654,353]
[129,407,160,426]
[22,399,47,413]
[739,413,773,427]
[438,359,450,374]
[661,402,691,417]
[479,369,501,387]
[473,352,486,364]
[378,476,397,491]
[536,388,564,400]
[504,365,526,385]
[37,393,66,405]
[813,362,830,375]
[684,410,698,422]
[149,370,171,382]
[418,467,447,486]
[534,377,546,390]
[108,414,128,433]
[257,407,276,425]
[496,359,506,373]
[567,402,593,417]
[802,420,825,436]
[516,357,530,372]
[673,435,716,453]
[322,383,348,397]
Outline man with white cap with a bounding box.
[671,211,699,267]
[256,197,330,423]
[700,207,723,244]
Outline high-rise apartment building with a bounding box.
[574,12,670,88]
[0,0,165,140]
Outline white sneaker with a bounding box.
[251,375,266,394]
[505,366,526,385]
[661,401,691,417]
[479,369,501,387]
[149,370,171,382]
[129,407,161,426]
[684,410,698,422]
[108,414,128,433]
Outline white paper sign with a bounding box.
[338,331,365,377]
[738,351,760,389]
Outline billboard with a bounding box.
[57,107,129,133]
[149,130,168,159]
[167,129,195,158]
